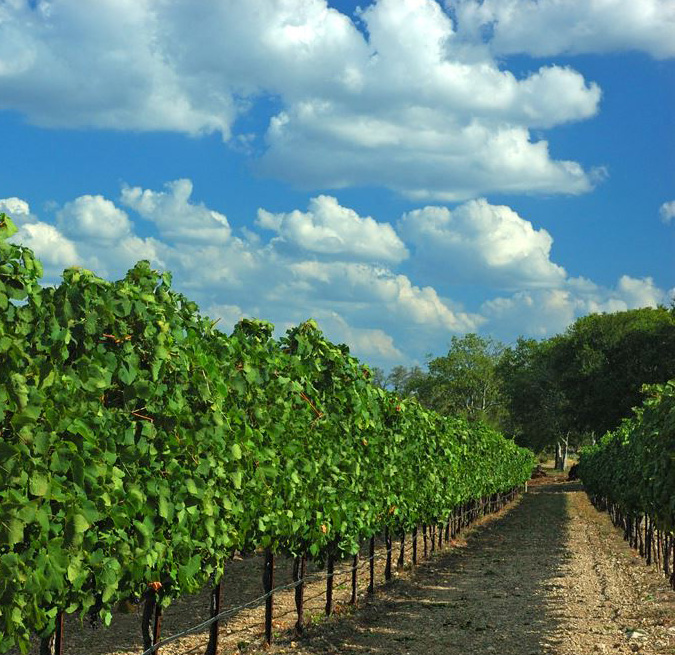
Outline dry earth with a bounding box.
[16,478,675,655]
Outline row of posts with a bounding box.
[596,495,675,591]
[38,489,517,655]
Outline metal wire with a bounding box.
[144,490,522,655]
[140,549,379,655]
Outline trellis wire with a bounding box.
[40,487,520,655]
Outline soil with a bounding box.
[17,475,675,655]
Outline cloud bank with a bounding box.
[2,181,667,367]
[0,0,608,199]
[454,0,675,60]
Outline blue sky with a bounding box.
[1,0,673,369]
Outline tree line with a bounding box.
[373,306,675,468]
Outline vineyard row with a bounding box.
[42,489,520,655]
[578,380,675,589]
[0,214,535,652]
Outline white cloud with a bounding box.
[454,0,675,59]
[259,0,601,199]
[0,0,602,200]
[0,197,35,221]
[1,193,164,281]
[398,199,566,288]
[284,260,483,333]
[308,310,405,362]
[659,200,675,224]
[0,0,233,135]
[1,195,81,275]
[482,275,668,339]
[613,275,664,308]
[57,195,132,242]
[14,222,81,271]
[120,179,232,244]
[204,303,246,333]
[3,183,667,367]
[257,195,408,263]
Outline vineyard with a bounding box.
[0,213,535,653]
[578,381,675,585]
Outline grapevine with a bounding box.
[0,213,534,652]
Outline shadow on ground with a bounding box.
[272,483,577,655]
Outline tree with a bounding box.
[408,334,505,425]
[385,364,423,396]
[368,366,387,389]
[551,307,675,437]
[497,307,675,468]
[497,337,574,468]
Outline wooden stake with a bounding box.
[205,580,222,655]
[263,549,274,645]
[293,555,306,635]
[368,536,375,594]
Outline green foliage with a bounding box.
[497,337,572,452]
[550,309,675,436]
[0,217,534,652]
[578,381,675,533]
[497,309,675,452]
[407,334,505,425]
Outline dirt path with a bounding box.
[256,482,675,655]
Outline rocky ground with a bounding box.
[18,477,675,655]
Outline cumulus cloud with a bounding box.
[454,0,675,59]
[57,195,132,242]
[659,200,675,224]
[1,193,163,281]
[482,275,669,339]
[2,183,667,367]
[257,195,408,263]
[0,0,233,135]
[398,199,566,288]
[258,0,601,199]
[282,260,483,333]
[307,310,405,362]
[204,303,246,333]
[14,222,81,270]
[0,197,35,222]
[120,179,232,244]
[0,0,602,200]
[1,196,81,274]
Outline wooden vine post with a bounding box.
[142,584,163,653]
[397,533,405,569]
[325,549,335,616]
[412,526,418,565]
[38,611,63,655]
[293,555,306,635]
[350,553,359,605]
[385,528,392,581]
[368,536,375,594]
[263,549,275,645]
[204,579,223,655]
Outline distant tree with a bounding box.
[497,307,675,469]
[385,364,422,396]
[551,307,675,437]
[497,337,574,468]
[408,333,505,425]
[369,366,387,389]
